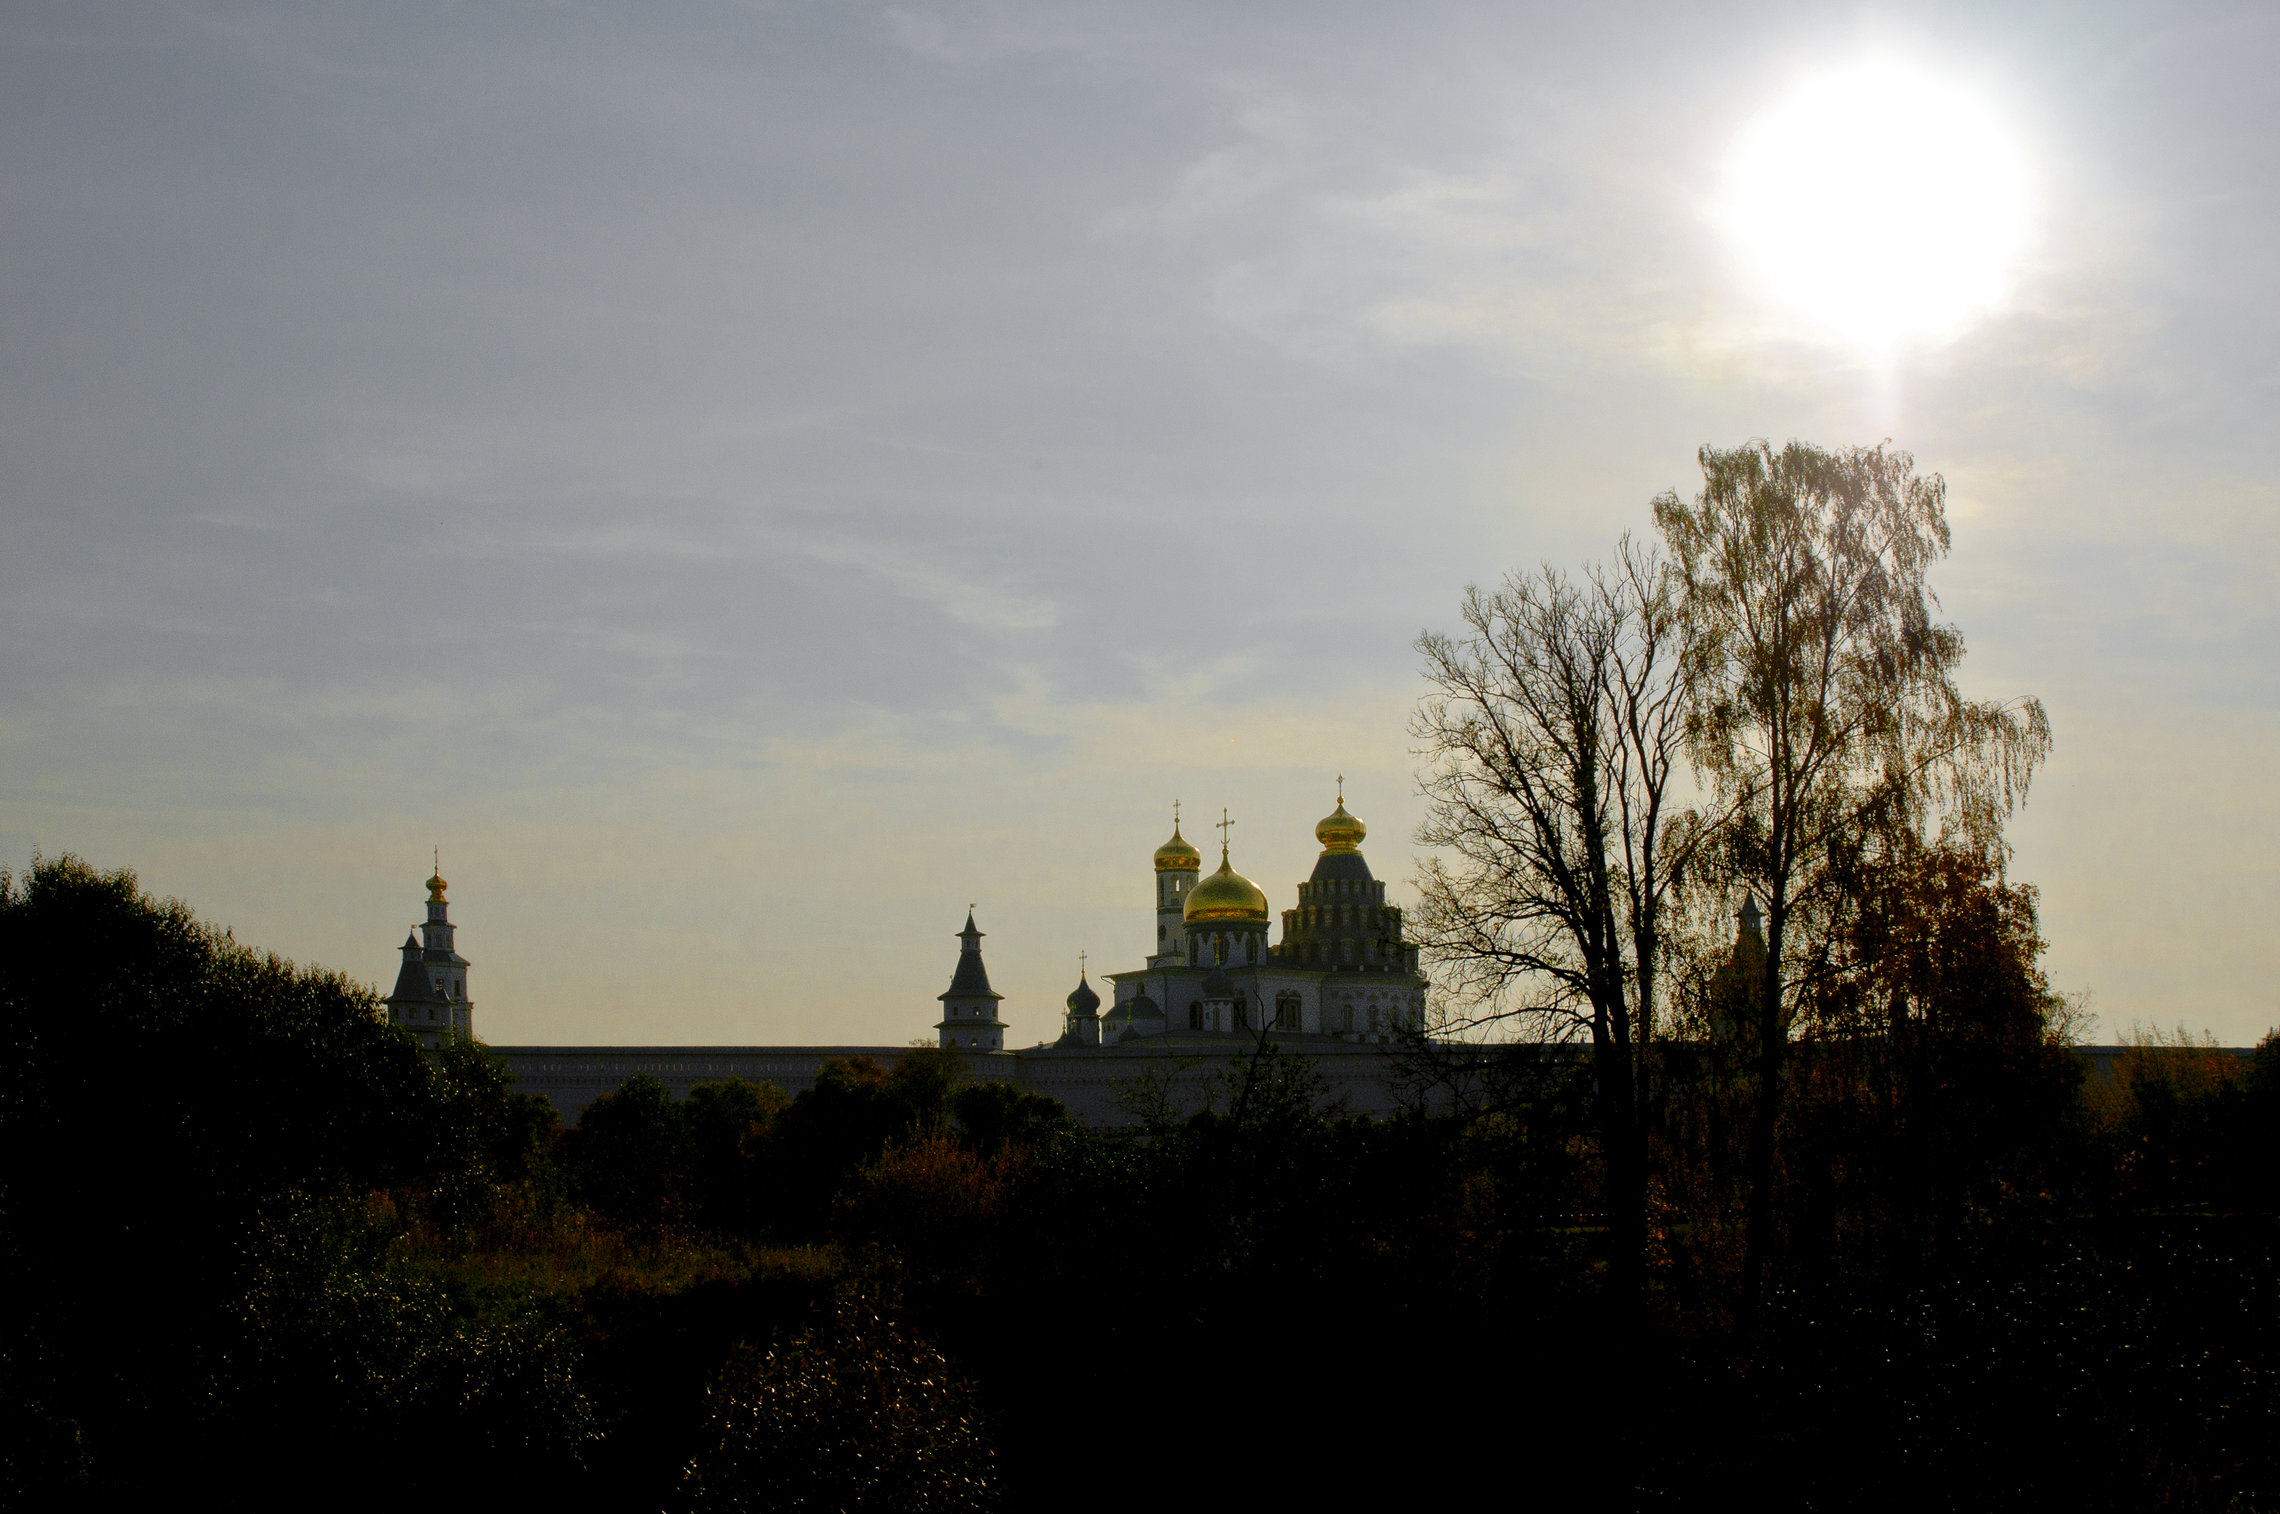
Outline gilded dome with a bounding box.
[1184,851,1270,923]
[1153,823,1202,873]
[426,871,448,901]
[1315,799,1366,854]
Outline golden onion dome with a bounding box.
[1153,823,1202,873]
[1183,850,1270,923]
[1315,798,1366,854]
[426,871,448,901]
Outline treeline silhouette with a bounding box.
[3,855,2276,1511]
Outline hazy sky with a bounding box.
[3,1,2274,1048]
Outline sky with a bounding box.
[2,0,2274,1048]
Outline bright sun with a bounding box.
[1716,56,2033,359]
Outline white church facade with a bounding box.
[1010,791,1427,1054]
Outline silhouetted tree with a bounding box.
[1655,440,2049,1313]
[0,855,532,1497]
[949,1080,1071,1158]
[684,1077,786,1237]
[570,1076,697,1230]
[1797,844,2079,1268]
[1413,536,1703,1300]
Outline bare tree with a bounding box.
[1653,440,2050,1316]
[1412,536,1702,1302]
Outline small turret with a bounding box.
[1061,961,1103,1047]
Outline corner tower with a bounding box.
[936,910,1008,1053]
[386,856,472,1048]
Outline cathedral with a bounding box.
[938,788,1426,1055]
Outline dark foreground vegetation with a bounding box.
[3,855,2277,1512]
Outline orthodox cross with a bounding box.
[1217,808,1234,854]
[1336,774,1344,804]
[1172,799,1181,828]
[1078,950,1088,976]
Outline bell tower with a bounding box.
[1149,804,1201,967]
[386,853,473,1048]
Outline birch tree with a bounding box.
[1653,440,2050,1313]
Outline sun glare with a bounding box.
[1716,56,2033,360]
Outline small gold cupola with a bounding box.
[1315,777,1366,854]
[1154,812,1202,873]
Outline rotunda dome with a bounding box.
[1184,853,1269,923]
[1154,824,1202,873]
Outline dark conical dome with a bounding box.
[1066,973,1101,1015]
[941,910,1002,1001]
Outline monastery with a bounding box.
[391,789,1432,1125]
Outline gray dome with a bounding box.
[1066,974,1101,1015]
[1121,992,1165,1020]
[1200,965,1236,999]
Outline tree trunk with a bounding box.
[1596,1026,1647,1308]
[1739,905,1784,1331]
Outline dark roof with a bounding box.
[1066,974,1101,1015]
[1120,993,1165,1020]
[943,916,1002,1000]
[1200,965,1236,998]
[1308,849,1375,885]
[389,954,445,1005]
